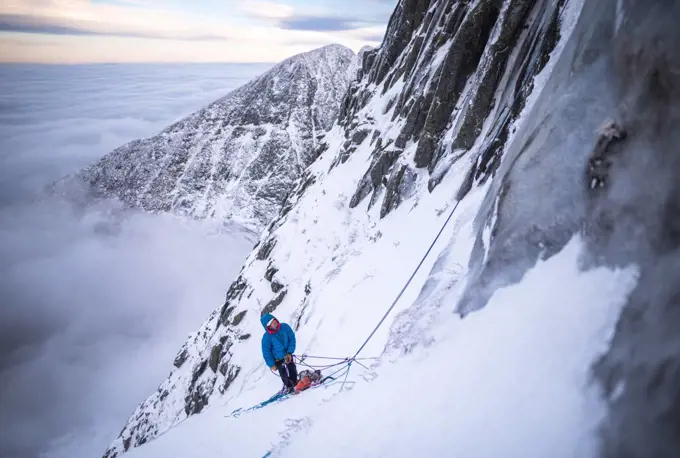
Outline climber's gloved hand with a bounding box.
[271,364,278,371]
[284,354,292,364]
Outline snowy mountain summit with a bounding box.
[78,44,355,230]
[104,0,680,457]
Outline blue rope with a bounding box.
[322,361,352,382]
[340,360,353,391]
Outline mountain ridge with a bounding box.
[102,0,680,456]
[101,0,579,455]
[77,44,356,231]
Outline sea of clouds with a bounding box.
[0,63,271,205]
[0,63,270,458]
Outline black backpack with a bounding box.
[298,369,322,383]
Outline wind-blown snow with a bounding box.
[101,0,676,456]
[122,233,637,458]
[284,238,636,458]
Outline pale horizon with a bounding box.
[0,0,396,64]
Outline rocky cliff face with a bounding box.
[577,2,680,457]
[103,0,680,457]
[103,1,577,455]
[78,45,355,230]
[338,0,566,216]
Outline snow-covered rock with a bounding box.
[78,45,355,231]
[103,0,680,457]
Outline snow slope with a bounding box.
[77,45,355,231]
[123,236,637,458]
[104,0,680,457]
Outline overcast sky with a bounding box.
[0,0,397,63]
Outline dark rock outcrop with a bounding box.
[184,387,210,416]
[190,360,208,386]
[349,149,402,211]
[173,345,189,369]
[449,0,536,152]
[585,121,627,190]
[262,290,288,316]
[231,311,247,327]
[256,237,277,261]
[219,275,248,326]
[219,305,236,327]
[381,165,417,219]
[414,0,501,170]
[335,0,572,219]
[264,264,278,282]
[271,280,285,293]
[208,344,223,373]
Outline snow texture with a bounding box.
[122,235,637,458]
[77,45,355,231]
[102,0,680,457]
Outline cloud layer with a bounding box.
[280,16,370,32]
[0,63,265,458]
[0,62,271,205]
[0,199,256,458]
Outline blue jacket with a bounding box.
[260,313,296,368]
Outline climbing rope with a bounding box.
[326,0,573,387]
[295,354,378,361]
[269,356,353,384]
[320,198,463,389]
[276,171,463,391]
[277,197,463,391]
[274,0,576,395]
[353,199,462,361]
[321,360,353,384]
[296,356,348,373]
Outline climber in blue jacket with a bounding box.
[260,313,298,392]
